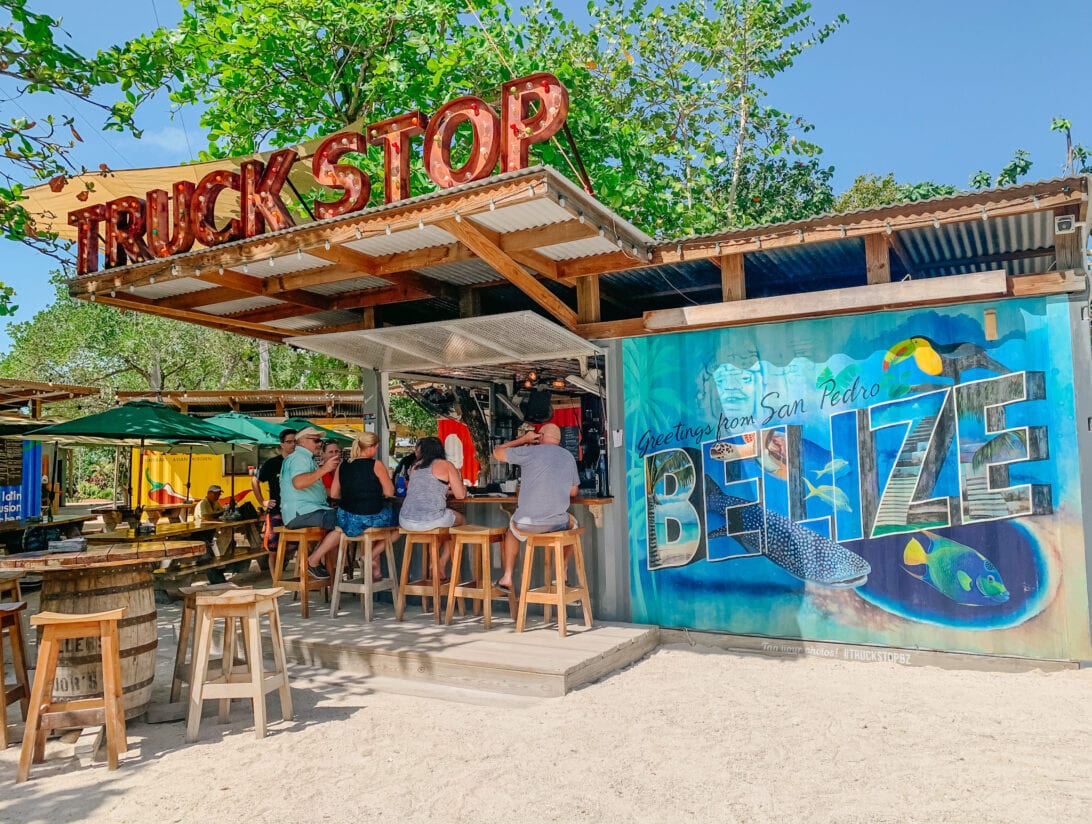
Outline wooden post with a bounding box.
[720,254,745,302]
[361,307,376,329]
[864,233,891,285]
[1054,204,1085,271]
[458,287,481,319]
[576,276,601,324]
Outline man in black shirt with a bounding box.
[251,428,297,551]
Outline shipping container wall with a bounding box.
[623,294,1092,660]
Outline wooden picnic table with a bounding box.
[92,501,197,530]
[0,513,95,554]
[0,540,205,717]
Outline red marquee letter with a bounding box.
[69,204,107,276]
[105,196,152,268]
[500,72,568,172]
[423,97,499,189]
[146,182,196,258]
[368,112,427,203]
[240,148,298,236]
[191,170,243,247]
[312,132,371,219]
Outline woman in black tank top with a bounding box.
[330,432,396,580]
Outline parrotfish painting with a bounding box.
[902,532,1010,606]
[624,295,1091,661]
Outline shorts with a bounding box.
[399,509,457,531]
[509,514,575,542]
[337,506,395,538]
[285,508,339,531]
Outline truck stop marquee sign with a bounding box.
[68,72,569,276]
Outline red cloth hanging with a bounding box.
[438,419,480,484]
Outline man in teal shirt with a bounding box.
[280,427,342,578]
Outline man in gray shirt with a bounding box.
[492,423,579,591]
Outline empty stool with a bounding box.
[272,526,329,618]
[0,570,23,602]
[396,528,450,624]
[170,582,241,703]
[18,608,127,782]
[186,587,292,742]
[446,526,516,629]
[0,601,30,749]
[516,528,592,637]
[330,527,402,621]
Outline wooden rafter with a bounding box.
[437,216,578,330]
[90,294,290,343]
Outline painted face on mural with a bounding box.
[712,361,762,423]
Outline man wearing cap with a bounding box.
[492,422,580,592]
[280,426,343,579]
[194,484,233,583]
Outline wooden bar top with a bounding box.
[0,540,206,572]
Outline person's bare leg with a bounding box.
[498,529,519,589]
[309,529,342,568]
[371,539,385,579]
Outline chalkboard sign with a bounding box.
[560,425,580,461]
[0,440,22,487]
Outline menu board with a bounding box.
[560,425,580,461]
[0,440,22,486]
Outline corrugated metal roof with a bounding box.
[306,276,392,295]
[470,198,571,233]
[416,259,498,286]
[343,224,455,256]
[201,296,283,316]
[266,310,361,330]
[537,236,624,260]
[128,277,216,300]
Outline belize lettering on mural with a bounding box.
[68,73,569,276]
[642,334,1051,597]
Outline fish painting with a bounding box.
[902,532,1010,606]
[803,478,852,512]
[812,458,848,479]
[705,476,870,588]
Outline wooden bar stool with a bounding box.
[0,570,23,602]
[516,528,593,637]
[396,527,450,624]
[272,526,329,619]
[186,587,292,742]
[18,608,127,782]
[170,582,241,703]
[446,526,516,628]
[0,601,30,749]
[330,527,402,621]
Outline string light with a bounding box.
[884,221,892,235]
[418,219,425,230]
[981,206,988,221]
[839,226,847,238]
[297,248,303,260]
[194,266,200,276]
[269,257,275,267]
[324,240,331,250]
[933,217,941,229]
[354,227,362,239]
[577,212,585,224]
[385,223,392,235]
[558,194,566,208]
[489,199,496,211]
[454,210,462,222]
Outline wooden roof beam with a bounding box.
[85,294,291,343]
[437,216,578,330]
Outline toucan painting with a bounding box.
[882,336,1010,385]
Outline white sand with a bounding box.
[1,637,1090,824]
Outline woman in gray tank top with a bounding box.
[398,437,467,579]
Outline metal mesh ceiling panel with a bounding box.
[288,310,600,371]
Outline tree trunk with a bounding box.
[259,340,270,388]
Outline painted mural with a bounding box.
[623,295,1092,660]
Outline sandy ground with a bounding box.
[1,620,1090,824]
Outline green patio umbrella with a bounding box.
[24,401,255,510]
[280,417,353,447]
[201,412,291,508]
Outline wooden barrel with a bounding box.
[39,565,158,719]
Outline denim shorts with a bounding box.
[337,506,395,538]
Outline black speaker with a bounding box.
[520,389,553,423]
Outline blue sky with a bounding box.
[2,0,1090,350]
